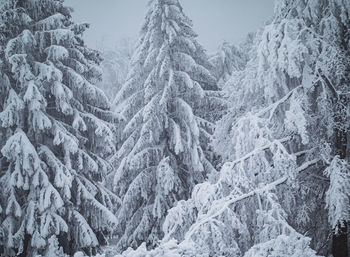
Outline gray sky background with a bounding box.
[65,0,275,52]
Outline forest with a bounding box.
[0,0,349,256]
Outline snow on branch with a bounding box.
[184,176,289,241]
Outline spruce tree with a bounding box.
[209,40,251,89]
[129,0,349,256]
[111,0,217,250]
[97,38,134,101]
[0,0,118,256]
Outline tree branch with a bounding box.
[185,158,322,241]
[317,68,338,99]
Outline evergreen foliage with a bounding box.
[0,0,119,256]
[111,0,218,250]
[118,0,350,256]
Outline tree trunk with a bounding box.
[333,224,348,257]
[347,106,350,257]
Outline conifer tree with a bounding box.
[111,0,218,250]
[123,0,349,256]
[97,37,134,101]
[209,39,251,89]
[0,0,118,256]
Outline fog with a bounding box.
[65,0,274,52]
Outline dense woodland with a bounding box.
[0,0,349,256]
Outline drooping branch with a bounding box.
[185,157,322,241]
[317,68,338,99]
[222,136,291,172]
[184,176,289,241]
[253,85,303,119]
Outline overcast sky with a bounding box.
[65,0,275,52]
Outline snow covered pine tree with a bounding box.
[111,0,219,251]
[0,0,119,256]
[118,0,350,256]
[209,38,252,89]
[191,0,350,255]
[97,37,134,101]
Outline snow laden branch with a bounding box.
[184,157,320,242]
[256,85,303,120]
[223,137,291,170]
[184,176,289,241]
[324,157,350,234]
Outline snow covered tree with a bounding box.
[0,0,119,256]
[324,156,350,234]
[128,0,350,256]
[111,0,218,250]
[115,240,200,257]
[209,35,254,89]
[42,236,68,257]
[97,37,134,101]
[213,0,349,255]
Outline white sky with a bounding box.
[65,0,275,52]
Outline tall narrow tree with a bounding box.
[0,0,118,256]
[111,0,217,250]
